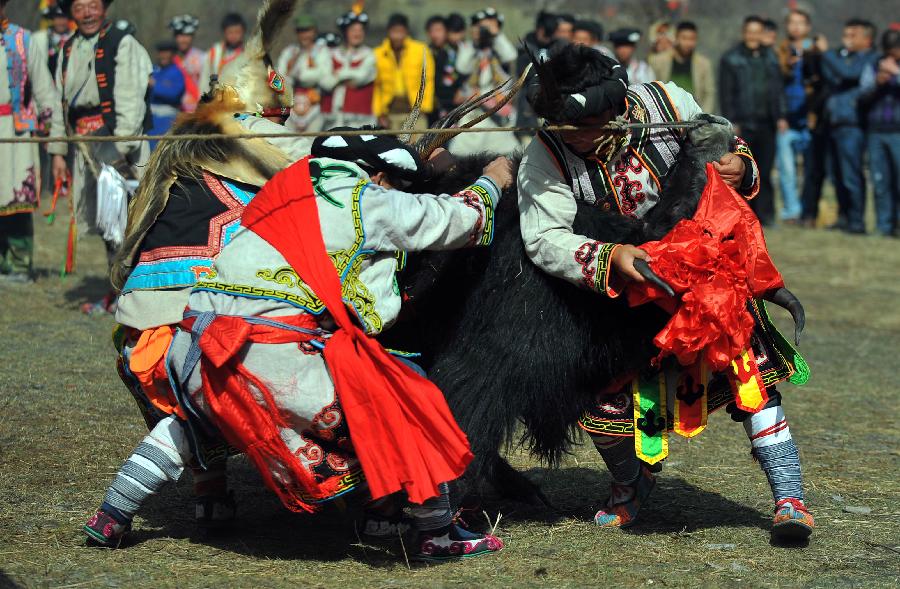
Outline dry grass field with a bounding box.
[1,196,899,588]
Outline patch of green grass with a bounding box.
[1,199,899,589]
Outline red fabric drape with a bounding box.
[240,157,473,505]
[627,164,785,371]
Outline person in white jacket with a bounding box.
[320,11,376,129]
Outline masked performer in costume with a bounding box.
[85,0,314,538]
[517,43,813,540]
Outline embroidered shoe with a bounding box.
[360,510,412,539]
[411,524,504,563]
[83,509,131,548]
[195,492,237,529]
[594,465,657,528]
[771,498,814,540]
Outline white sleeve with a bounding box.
[238,115,313,160]
[517,142,622,296]
[26,32,63,135]
[493,33,518,64]
[455,41,477,76]
[661,81,703,121]
[361,177,503,252]
[112,36,153,155]
[345,49,376,86]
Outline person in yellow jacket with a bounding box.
[373,13,434,130]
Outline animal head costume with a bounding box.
[112,0,299,290]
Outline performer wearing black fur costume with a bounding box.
[517,43,813,540]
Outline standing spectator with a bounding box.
[48,0,152,313]
[373,13,435,130]
[649,20,674,56]
[649,21,716,112]
[719,15,787,226]
[451,7,519,155]
[572,20,615,59]
[0,0,64,283]
[427,14,466,124]
[555,14,575,42]
[516,11,559,135]
[822,19,878,233]
[168,15,203,112]
[277,15,328,132]
[199,13,245,95]
[774,9,823,224]
[31,4,73,79]
[320,11,376,129]
[148,41,185,149]
[860,29,900,237]
[609,28,656,85]
[761,19,778,49]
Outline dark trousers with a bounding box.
[0,212,34,275]
[741,124,777,225]
[868,132,900,235]
[801,124,830,222]
[829,125,867,232]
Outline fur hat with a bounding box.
[212,0,297,115]
[336,11,368,30]
[169,14,199,36]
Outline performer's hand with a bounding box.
[483,156,513,189]
[611,244,652,283]
[52,155,68,184]
[713,153,746,189]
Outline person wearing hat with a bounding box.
[320,11,376,129]
[141,131,512,560]
[373,13,435,130]
[147,40,185,148]
[168,15,204,112]
[44,0,152,312]
[32,3,73,77]
[199,12,246,95]
[0,0,66,283]
[450,7,519,155]
[276,14,328,132]
[426,13,466,125]
[609,27,656,85]
[84,0,320,547]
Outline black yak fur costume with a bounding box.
[381,115,744,504]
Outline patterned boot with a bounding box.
[772,498,815,540]
[83,507,131,548]
[411,523,504,563]
[594,465,656,528]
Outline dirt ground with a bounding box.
[1,196,899,588]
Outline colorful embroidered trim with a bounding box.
[673,359,708,438]
[633,374,668,464]
[729,347,769,413]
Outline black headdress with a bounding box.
[525,43,629,124]
[312,128,425,185]
[58,0,114,16]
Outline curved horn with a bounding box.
[633,259,675,297]
[398,49,429,143]
[416,64,532,159]
[763,287,806,346]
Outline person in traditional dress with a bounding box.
[0,0,65,282]
[147,41,185,149]
[31,4,73,79]
[86,107,513,564]
[168,14,203,112]
[319,11,375,129]
[198,12,245,95]
[81,0,316,537]
[449,7,519,156]
[276,14,328,133]
[46,0,152,313]
[609,28,656,85]
[517,43,814,540]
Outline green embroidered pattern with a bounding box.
[594,243,617,294]
[251,178,383,331]
[310,161,363,208]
